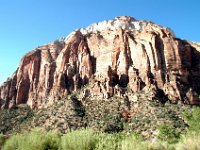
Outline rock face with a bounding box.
[1,16,200,109]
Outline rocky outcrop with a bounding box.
[1,16,200,109]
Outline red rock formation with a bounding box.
[1,16,200,108]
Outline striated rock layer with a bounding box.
[1,16,200,109]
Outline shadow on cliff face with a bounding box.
[70,95,85,118]
[119,74,129,88]
[0,99,5,108]
[90,56,96,74]
[156,89,169,104]
[174,40,200,95]
[188,43,200,94]
[155,34,167,84]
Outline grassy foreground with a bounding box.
[0,128,200,150]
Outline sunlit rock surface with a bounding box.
[1,16,200,109]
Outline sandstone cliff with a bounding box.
[1,16,200,109]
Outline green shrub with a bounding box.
[3,134,22,150]
[3,128,60,150]
[61,129,97,150]
[158,124,180,144]
[183,106,200,133]
[6,127,200,150]
[95,132,147,150]
[0,134,6,148]
[42,130,61,150]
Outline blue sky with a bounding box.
[0,0,200,84]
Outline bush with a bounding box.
[95,132,147,150]
[3,128,60,150]
[3,134,22,150]
[158,124,180,144]
[61,129,97,150]
[6,127,200,150]
[0,134,7,149]
[95,133,124,150]
[183,106,200,133]
[42,131,61,150]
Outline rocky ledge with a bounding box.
[1,16,200,109]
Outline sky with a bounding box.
[0,0,200,84]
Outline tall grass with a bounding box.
[121,134,148,150]
[148,141,175,150]
[176,132,200,150]
[2,129,148,150]
[95,133,123,150]
[3,128,60,150]
[61,129,97,150]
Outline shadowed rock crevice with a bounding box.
[154,34,166,87]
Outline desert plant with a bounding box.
[183,106,200,133]
[95,132,147,150]
[42,130,61,150]
[3,134,22,150]
[61,129,97,150]
[7,127,200,150]
[0,134,7,149]
[95,132,124,150]
[121,134,148,150]
[158,124,180,144]
[3,128,60,150]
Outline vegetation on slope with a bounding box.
[1,114,200,150]
[0,106,200,149]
